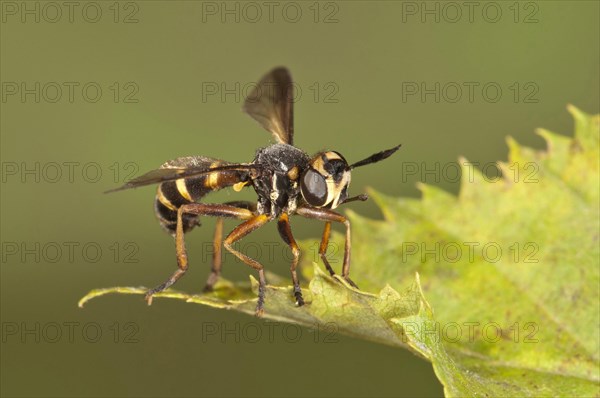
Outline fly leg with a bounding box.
[296,206,358,289]
[145,203,254,304]
[203,201,257,292]
[277,213,304,306]
[223,214,273,316]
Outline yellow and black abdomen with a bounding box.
[153,156,246,235]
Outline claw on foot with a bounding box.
[255,307,265,317]
[294,287,305,307]
[204,273,219,293]
[145,292,154,306]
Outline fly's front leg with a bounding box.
[223,214,272,317]
[277,213,304,306]
[146,203,254,304]
[296,206,358,289]
[318,221,336,277]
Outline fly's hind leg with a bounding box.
[203,217,223,292]
[203,201,257,292]
[145,203,254,305]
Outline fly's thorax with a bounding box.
[253,143,310,170]
[252,144,309,215]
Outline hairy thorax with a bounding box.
[252,143,310,216]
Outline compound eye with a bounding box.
[301,168,328,207]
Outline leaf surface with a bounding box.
[81,106,600,397]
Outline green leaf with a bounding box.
[80,105,600,397]
[80,266,434,353]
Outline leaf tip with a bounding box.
[311,262,328,278]
[78,288,109,308]
[505,135,518,149]
[566,103,582,118]
[414,272,434,316]
[77,297,88,308]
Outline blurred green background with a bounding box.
[1,1,598,397]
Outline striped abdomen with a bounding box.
[153,156,246,235]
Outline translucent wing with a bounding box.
[105,156,259,193]
[243,67,294,145]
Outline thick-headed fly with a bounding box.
[107,67,401,316]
